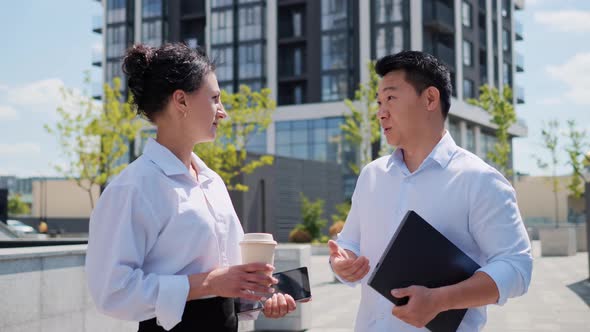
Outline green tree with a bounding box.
[467,84,516,177]
[331,201,351,223]
[534,120,561,228]
[341,61,383,174]
[45,74,145,208]
[295,193,327,241]
[194,85,275,191]
[7,194,30,215]
[564,119,589,199]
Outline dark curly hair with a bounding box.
[122,43,215,122]
[375,51,452,118]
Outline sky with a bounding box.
[0,0,589,178]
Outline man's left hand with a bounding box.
[390,286,446,328]
[262,293,297,318]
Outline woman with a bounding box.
[86,43,296,332]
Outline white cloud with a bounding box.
[0,143,42,156]
[0,105,18,120]
[534,10,590,32]
[3,78,65,111]
[545,53,590,105]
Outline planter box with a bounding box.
[255,244,312,332]
[576,223,587,252]
[311,243,330,255]
[539,227,577,257]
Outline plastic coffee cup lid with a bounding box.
[240,233,277,245]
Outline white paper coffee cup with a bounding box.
[240,233,277,267]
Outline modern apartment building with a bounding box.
[92,0,527,196]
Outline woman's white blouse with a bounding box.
[86,138,244,330]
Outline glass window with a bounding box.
[376,26,404,59]
[322,73,348,101]
[143,0,162,18]
[107,0,126,23]
[245,127,267,154]
[239,6,263,41]
[293,11,303,36]
[448,120,461,145]
[462,40,473,66]
[321,0,348,31]
[503,61,512,86]
[142,20,162,47]
[375,0,405,24]
[212,0,233,8]
[462,1,472,27]
[322,33,349,70]
[213,46,234,81]
[239,44,263,79]
[463,79,474,99]
[106,25,126,58]
[106,59,124,84]
[502,29,510,52]
[211,10,233,44]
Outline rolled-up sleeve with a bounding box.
[469,170,533,305]
[86,184,189,330]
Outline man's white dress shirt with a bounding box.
[86,138,245,330]
[336,132,533,332]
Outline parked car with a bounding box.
[6,219,37,234]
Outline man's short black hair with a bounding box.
[375,51,452,118]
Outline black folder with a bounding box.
[367,210,481,332]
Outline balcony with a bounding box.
[516,52,524,72]
[479,29,487,48]
[515,20,523,41]
[479,0,486,12]
[423,0,455,35]
[92,15,102,34]
[426,42,455,69]
[516,85,525,104]
[92,82,103,100]
[92,48,102,67]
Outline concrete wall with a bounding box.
[230,154,345,243]
[514,175,573,225]
[0,245,136,332]
[0,245,255,332]
[32,180,99,219]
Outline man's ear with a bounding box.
[424,86,441,113]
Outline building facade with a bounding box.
[93,0,527,197]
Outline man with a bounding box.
[329,51,532,331]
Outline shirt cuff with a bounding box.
[476,260,517,306]
[155,275,190,330]
[336,237,361,258]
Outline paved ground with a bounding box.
[298,241,590,332]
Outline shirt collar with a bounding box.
[143,138,215,180]
[386,131,458,172]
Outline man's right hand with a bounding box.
[328,240,370,282]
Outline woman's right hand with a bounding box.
[200,263,278,301]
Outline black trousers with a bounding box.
[138,297,238,332]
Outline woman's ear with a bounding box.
[171,89,188,116]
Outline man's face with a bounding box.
[376,70,425,148]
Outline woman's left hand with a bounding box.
[262,293,297,318]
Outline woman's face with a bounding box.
[184,72,227,144]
